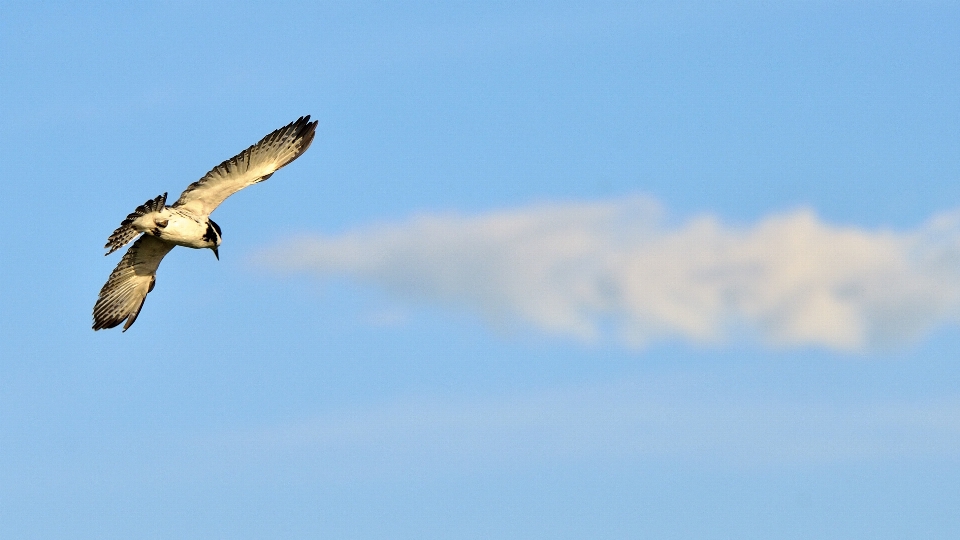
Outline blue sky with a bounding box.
[2,1,960,538]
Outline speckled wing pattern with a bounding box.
[172,115,318,217]
[92,235,175,331]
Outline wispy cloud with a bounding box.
[11,381,960,487]
[180,382,960,482]
[255,196,960,351]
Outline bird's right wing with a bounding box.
[172,116,317,217]
[93,235,175,331]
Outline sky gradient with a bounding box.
[2,1,960,538]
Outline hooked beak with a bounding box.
[212,246,219,260]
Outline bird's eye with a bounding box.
[202,223,219,242]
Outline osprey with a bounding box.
[93,116,318,331]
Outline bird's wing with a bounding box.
[92,235,175,331]
[172,116,317,217]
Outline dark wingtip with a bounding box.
[297,115,318,151]
[294,115,317,132]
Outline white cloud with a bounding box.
[255,196,960,351]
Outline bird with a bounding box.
[93,115,318,331]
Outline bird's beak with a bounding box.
[212,247,219,260]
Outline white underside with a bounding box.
[131,208,213,249]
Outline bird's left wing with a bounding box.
[172,116,317,217]
[93,235,175,331]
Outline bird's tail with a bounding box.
[104,193,167,255]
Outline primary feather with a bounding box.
[93,235,174,331]
[173,116,317,217]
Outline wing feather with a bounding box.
[92,235,175,331]
[173,116,317,216]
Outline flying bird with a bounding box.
[93,116,318,331]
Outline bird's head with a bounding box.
[203,219,222,260]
